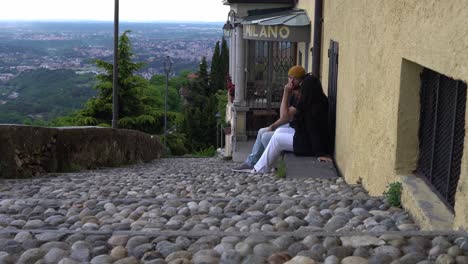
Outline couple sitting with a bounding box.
[232,65,332,174]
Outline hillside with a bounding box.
[0,68,97,123]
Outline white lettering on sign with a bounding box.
[268,26,278,38]
[244,25,291,40]
[259,26,267,38]
[279,26,290,39]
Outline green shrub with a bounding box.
[215,89,228,123]
[276,160,287,178]
[162,133,188,156]
[192,146,216,157]
[384,182,403,208]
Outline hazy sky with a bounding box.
[0,0,230,22]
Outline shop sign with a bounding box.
[243,24,310,42]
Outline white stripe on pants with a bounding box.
[254,127,295,173]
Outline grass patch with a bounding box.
[192,146,216,157]
[276,160,287,178]
[384,182,403,208]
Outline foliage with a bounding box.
[198,56,209,94]
[220,37,229,87]
[276,160,287,178]
[209,37,230,94]
[73,30,161,134]
[384,182,403,208]
[226,75,235,102]
[181,38,229,152]
[209,41,221,93]
[0,68,96,123]
[192,146,216,157]
[181,56,218,152]
[149,74,182,112]
[161,133,188,156]
[215,89,228,124]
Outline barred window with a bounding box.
[417,68,467,209]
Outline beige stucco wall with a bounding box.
[298,0,468,229]
[455,107,468,230]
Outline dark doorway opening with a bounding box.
[327,40,339,154]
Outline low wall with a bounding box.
[0,125,164,178]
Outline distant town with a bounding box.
[0,21,224,82]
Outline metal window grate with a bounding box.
[245,40,296,137]
[246,40,296,109]
[327,40,339,154]
[417,68,467,209]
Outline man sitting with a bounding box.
[232,65,306,172]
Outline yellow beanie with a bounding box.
[288,65,306,79]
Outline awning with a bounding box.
[241,9,311,42]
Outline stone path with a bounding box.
[0,157,466,264]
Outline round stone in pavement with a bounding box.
[285,256,317,264]
[90,254,113,264]
[44,248,68,264]
[17,248,45,264]
[323,255,340,264]
[341,256,369,264]
[220,249,242,264]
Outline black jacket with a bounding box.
[291,75,332,156]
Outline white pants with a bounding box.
[254,127,295,173]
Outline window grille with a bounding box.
[417,68,467,209]
[245,40,296,136]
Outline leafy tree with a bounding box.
[182,57,217,151]
[149,74,182,112]
[73,30,159,133]
[0,68,97,124]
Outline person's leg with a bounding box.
[260,123,290,151]
[233,127,272,172]
[245,127,273,166]
[254,127,294,173]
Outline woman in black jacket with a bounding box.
[253,74,332,173]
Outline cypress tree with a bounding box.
[199,56,209,95]
[210,41,221,93]
[182,57,218,151]
[220,37,230,90]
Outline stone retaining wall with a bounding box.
[0,125,164,178]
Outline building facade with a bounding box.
[223,0,468,230]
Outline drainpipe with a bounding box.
[312,0,323,77]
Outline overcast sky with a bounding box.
[0,0,230,22]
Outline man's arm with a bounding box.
[268,106,297,131]
[267,84,297,131]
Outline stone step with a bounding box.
[283,153,339,179]
[0,176,367,200]
[0,195,385,205]
[0,197,418,234]
[0,229,466,264]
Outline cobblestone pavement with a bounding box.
[0,157,467,264]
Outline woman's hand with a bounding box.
[317,156,333,162]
